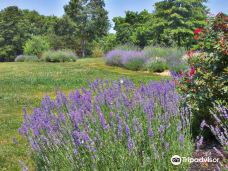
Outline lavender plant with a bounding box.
[19,79,193,170]
[200,101,228,151]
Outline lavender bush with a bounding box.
[19,79,193,170]
[200,101,228,151]
[105,46,187,72]
[106,50,147,71]
[144,57,168,73]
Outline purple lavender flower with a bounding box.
[99,113,109,130]
[116,114,123,138]
[148,127,154,138]
[179,134,184,144]
[158,125,165,134]
[196,136,204,150]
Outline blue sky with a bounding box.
[0,0,227,32]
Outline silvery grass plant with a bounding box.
[19,79,193,170]
[143,46,187,72]
[41,50,78,62]
[15,55,39,62]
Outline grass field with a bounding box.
[0,58,168,170]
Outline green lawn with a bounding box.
[0,58,168,170]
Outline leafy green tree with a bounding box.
[24,36,50,57]
[0,6,57,61]
[153,0,208,47]
[0,6,22,61]
[47,16,80,52]
[64,0,109,57]
[113,10,153,48]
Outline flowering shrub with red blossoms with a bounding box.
[177,13,228,141]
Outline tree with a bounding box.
[0,6,57,61]
[113,10,152,48]
[0,6,22,61]
[64,0,109,57]
[153,0,208,47]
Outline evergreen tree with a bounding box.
[153,0,208,47]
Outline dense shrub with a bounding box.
[123,57,145,71]
[41,50,78,62]
[19,79,193,170]
[177,13,228,139]
[105,50,125,66]
[144,57,168,73]
[92,46,104,58]
[15,55,39,62]
[143,46,186,72]
[93,34,117,53]
[122,51,146,71]
[106,46,187,72]
[143,46,169,58]
[24,36,50,57]
[105,50,146,71]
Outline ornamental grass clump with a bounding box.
[41,50,78,62]
[19,79,193,170]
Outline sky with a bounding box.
[0,0,227,32]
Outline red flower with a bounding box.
[189,67,196,77]
[187,50,194,57]
[194,28,202,35]
[194,35,199,40]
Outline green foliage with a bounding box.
[123,57,145,71]
[113,10,152,48]
[144,58,168,73]
[15,55,39,62]
[64,0,110,57]
[93,34,117,53]
[41,50,78,62]
[178,13,228,139]
[92,46,104,58]
[143,46,187,72]
[113,0,208,48]
[0,6,57,61]
[24,36,50,57]
[153,0,208,47]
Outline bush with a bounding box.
[92,46,104,58]
[177,13,228,139]
[15,55,39,62]
[94,34,117,53]
[19,79,193,170]
[122,52,146,71]
[24,36,50,57]
[123,57,145,71]
[41,50,78,62]
[143,46,169,58]
[105,50,124,66]
[144,58,168,73]
[105,50,146,70]
[143,46,187,72]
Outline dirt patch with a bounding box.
[189,146,228,171]
[154,70,171,76]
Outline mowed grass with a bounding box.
[0,58,168,170]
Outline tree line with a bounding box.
[0,0,208,62]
